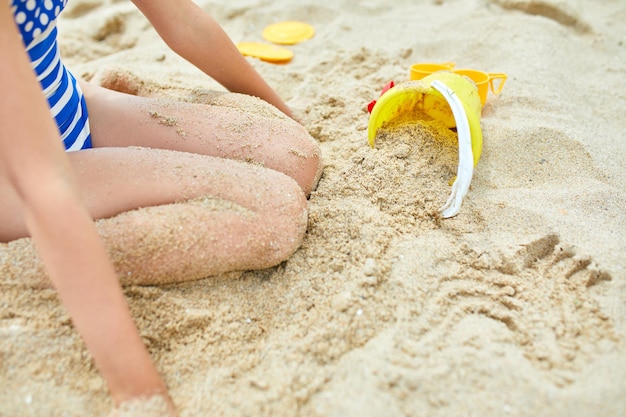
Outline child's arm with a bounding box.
[131,0,294,118]
[0,5,175,413]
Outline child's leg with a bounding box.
[80,82,322,195]
[0,147,308,284]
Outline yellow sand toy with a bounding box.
[262,21,315,45]
[236,42,294,63]
[367,72,483,218]
[410,63,508,108]
[237,21,315,63]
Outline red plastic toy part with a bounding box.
[367,81,395,113]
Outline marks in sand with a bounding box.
[490,0,591,33]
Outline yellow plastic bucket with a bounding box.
[421,72,483,164]
[367,72,484,218]
[368,72,483,166]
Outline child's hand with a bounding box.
[109,395,178,417]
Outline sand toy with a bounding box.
[367,72,483,218]
[451,69,507,107]
[410,62,455,80]
[410,63,507,108]
[262,21,315,45]
[236,42,294,63]
[237,21,314,63]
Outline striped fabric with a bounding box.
[10,0,92,151]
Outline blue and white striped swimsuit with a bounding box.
[11,0,92,151]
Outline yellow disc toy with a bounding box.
[236,42,294,63]
[262,21,315,45]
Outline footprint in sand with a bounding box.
[60,0,103,19]
[490,0,591,33]
[59,0,141,58]
[389,232,615,386]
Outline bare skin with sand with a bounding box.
[0,81,321,284]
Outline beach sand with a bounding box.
[1,0,625,416]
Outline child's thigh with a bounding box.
[1,146,307,244]
[69,147,306,221]
[82,83,321,194]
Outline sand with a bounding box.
[1,0,625,416]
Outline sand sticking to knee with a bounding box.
[1,0,625,416]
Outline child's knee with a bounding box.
[255,174,308,268]
[287,124,323,195]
